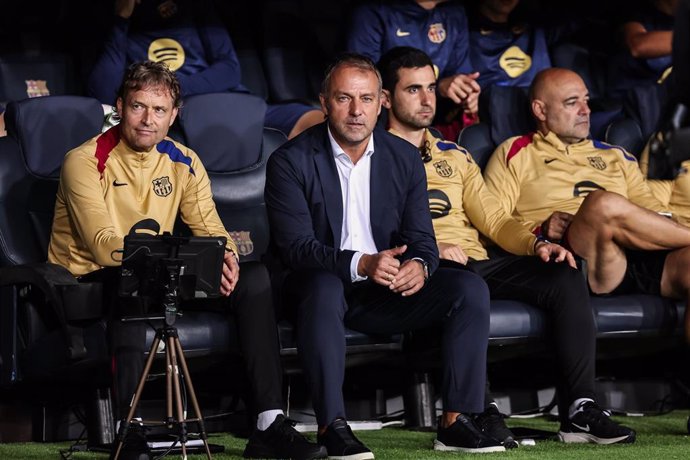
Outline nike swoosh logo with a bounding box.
[113,180,128,187]
[396,28,410,37]
[571,422,590,432]
[544,158,557,164]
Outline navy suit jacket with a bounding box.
[265,122,439,285]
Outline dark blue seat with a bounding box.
[605,117,646,158]
[0,95,113,444]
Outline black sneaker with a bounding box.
[317,418,374,460]
[558,401,636,444]
[243,414,327,459]
[474,405,519,449]
[434,413,506,453]
[109,423,150,460]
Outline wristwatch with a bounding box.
[412,257,429,281]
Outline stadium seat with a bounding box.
[478,85,535,146]
[624,82,669,142]
[457,122,495,170]
[260,0,324,106]
[236,47,270,101]
[605,117,646,158]
[0,53,77,103]
[0,95,113,444]
[177,91,282,263]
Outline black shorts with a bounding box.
[600,249,670,296]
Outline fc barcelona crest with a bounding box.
[229,231,254,256]
[152,176,173,197]
[433,160,453,177]
[428,23,446,44]
[587,156,607,170]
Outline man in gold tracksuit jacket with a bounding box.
[484,67,690,345]
[47,60,327,460]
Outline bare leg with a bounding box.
[659,247,690,342]
[288,109,325,139]
[568,191,690,293]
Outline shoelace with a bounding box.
[274,418,305,443]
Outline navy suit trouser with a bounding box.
[284,266,491,427]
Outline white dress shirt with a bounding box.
[327,128,378,282]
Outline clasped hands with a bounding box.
[357,245,425,297]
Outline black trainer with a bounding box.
[474,405,519,449]
[317,418,374,460]
[434,413,506,453]
[558,401,636,444]
[109,423,150,460]
[243,414,327,459]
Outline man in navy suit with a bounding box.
[265,53,505,458]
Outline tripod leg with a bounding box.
[174,336,213,459]
[168,334,189,459]
[111,333,162,460]
[166,338,174,427]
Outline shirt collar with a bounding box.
[540,130,590,152]
[327,126,375,162]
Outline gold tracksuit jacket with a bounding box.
[484,131,666,233]
[48,126,236,276]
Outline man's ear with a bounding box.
[115,97,123,116]
[381,89,392,109]
[532,99,546,122]
[319,94,329,116]
[169,106,179,127]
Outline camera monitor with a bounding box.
[119,234,227,302]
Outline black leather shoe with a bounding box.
[317,418,374,460]
[474,405,519,449]
[434,413,505,453]
[243,414,327,459]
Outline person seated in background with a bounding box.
[607,0,677,101]
[0,105,5,137]
[466,0,553,90]
[48,60,326,460]
[87,0,324,139]
[483,67,690,343]
[266,52,506,458]
[346,0,480,141]
[378,45,636,447]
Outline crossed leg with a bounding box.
[566,190,690,341]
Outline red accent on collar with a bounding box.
[505,132,535,165]
[94,126,120,178]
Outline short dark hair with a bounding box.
[117,60,182,108]
[377,46,434,92]
[320,52,382,96]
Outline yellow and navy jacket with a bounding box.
[48,126,236,277]
[390,128,537,261]
[484,131,666,234]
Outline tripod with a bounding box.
[112,260,213,459]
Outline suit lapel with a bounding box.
[370,133,391,250]
[313,128,343,245]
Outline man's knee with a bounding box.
[436,268,491,321]
[287,269,347,318]
[578,190,627,222]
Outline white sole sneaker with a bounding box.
[433,439,506,453]
[557,431,632,445]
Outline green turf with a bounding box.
[2,410,689,459]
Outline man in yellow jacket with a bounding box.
[48,60,326,460]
